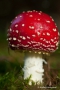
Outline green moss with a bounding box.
[0,63,60,90]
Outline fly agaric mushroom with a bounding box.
[7,10,59,85]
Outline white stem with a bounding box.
[23,55,47,85]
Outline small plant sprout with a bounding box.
[7,10,59,85]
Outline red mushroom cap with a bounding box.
[7,10,59,53]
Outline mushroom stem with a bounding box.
[23,53,47,85]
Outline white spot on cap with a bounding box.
[22,24,25,27]
[46,21,50,23]
[50,16,52,18]
[15,17,17,18]
[38,13,41,15]
[25,45,29,47]
[27,41,31,44]
[50,16,54,21]
[33,10,35,12]
[40,11,42,13]
[31,41,37,44]
[9,37,12,40]
[23,11,25,13]
[22,36,26,40]
[13,30,14,32]
[12,44,15,47]
[51,45,55,47]
[56,41,59,46]
[10,28,12,31]
[38,42,40,45]
[33,44,39,47]
[46,41,49,43]
[32,35,36,37]
[53,28,57,32]
[47,32,50,36]
[15,24,18,27]
[22,44,29,47]
[40,38,43,40]
[20,15,22,17]
[29,15,33,17]
[47,48,51,51]
[29,26,34,29]
[54,37,56,40]
[27,11,32,13]
[20,36,22,38]
[54,41,57,43]
[36,43,40,46]
[43,33,45,35]
[13,37,16,41]
[36,11,38,12]
[43,38,46,41]
[51,39,54,42]
[27,11,31,13]
[27,36,30,39]
[55,23,57,27]
[18,39,21,42]
[38,19,40,21]
[37,32,40,35]
[42,44,46,47]
[46,45,50,47]
[16,30,18,33]
[52,19,54,21]
[40,43,43,45]
[58,32,60,36]
[20,36,26,40]
[40,26,43,29]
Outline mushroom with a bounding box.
[7,10,59,85]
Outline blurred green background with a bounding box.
[0,0,60,89]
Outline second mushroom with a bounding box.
[7,10,59,85]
